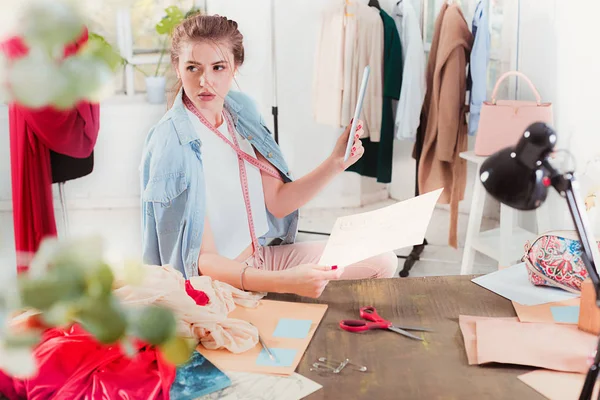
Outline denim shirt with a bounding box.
[467,0,490,135]
[140,89,298,278]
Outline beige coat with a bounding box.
[313,3,383,140]
[416,4,473,248]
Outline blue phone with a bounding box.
[344,66,370,162]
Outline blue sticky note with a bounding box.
[256,348,297,367]
[550,306,580,324]
[272,318,313,339]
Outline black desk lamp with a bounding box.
[479,122,600,400]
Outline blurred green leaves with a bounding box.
[3,1,122,109]
[130,306,176,346]
[9,235,192,374]
[22,1,84,55]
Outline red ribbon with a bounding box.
[185,280,209,306]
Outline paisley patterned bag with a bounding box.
[523,231,600,293]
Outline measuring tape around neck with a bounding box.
[184,95,282,266]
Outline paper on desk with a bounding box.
[472,263,580,306]
[319,188,443,267]
[513,298,581,324]
[518,370,599,400]
[197,300,327,376]
[458,315,518,365]
[197,372,322,400]
[475,319,596,373]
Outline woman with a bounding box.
[141,15,397,298]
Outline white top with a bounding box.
[186,109,269,259]
[394,0,426,141]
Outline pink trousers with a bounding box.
[256,241,397,279]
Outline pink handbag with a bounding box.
[474,71,553,156]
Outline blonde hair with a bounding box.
[168,14,244,107]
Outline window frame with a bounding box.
[115,0,207,96]
[421,0,518,98]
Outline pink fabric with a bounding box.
[257,241,397,279]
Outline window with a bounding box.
[422,0,515,99]
[83,0,205,95]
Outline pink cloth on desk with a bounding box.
[459,315,596,373]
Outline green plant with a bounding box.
[87,31,150,78]
[1,236,195,377]
[153,5,202,77]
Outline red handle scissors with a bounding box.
[339,306,432,341]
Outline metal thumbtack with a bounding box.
[319,357,367,372]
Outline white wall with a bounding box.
[517,0,600,232]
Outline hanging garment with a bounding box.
[2,29,100,273]
[0,324,176,400]
[347,9,402,183]
[467,0,491,135]
[394,0,426,141]
[313,2,383,140]
[113,264,265,353]
[416,4,473,248]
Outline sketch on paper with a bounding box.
[197,371,322,400]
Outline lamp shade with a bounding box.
[479,122,557,211]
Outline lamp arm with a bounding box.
[544,162,600,400]
[548,170,600,297]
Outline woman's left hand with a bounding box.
[329,119,365,171]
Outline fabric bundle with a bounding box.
[113,264,265,353]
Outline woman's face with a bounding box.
[175,40,237,115]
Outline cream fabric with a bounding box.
[113,264,265,353]
[313,3,383,141]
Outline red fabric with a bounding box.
[2,28,100,273]
[0,325,176,400]
[185,280,210,306]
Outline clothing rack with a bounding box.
[271,0,430,274]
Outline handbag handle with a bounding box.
[491,71,542,105]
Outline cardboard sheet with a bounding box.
[475,319,595,373]
[513,298,581,324]
[472,263,580,306]
[319,188,442,267]
[458,315,518,365]
[197,300,327,376]
[518,370,599,400]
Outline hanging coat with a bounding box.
[312,2,383,139]
[2,29,100,273]
[416,4,473,248]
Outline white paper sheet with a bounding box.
[197,372,322,400]
[319,189,443,267]
[471,263,580,306]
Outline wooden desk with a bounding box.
[269,275,543,399]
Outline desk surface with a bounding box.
[269,275,543,400]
